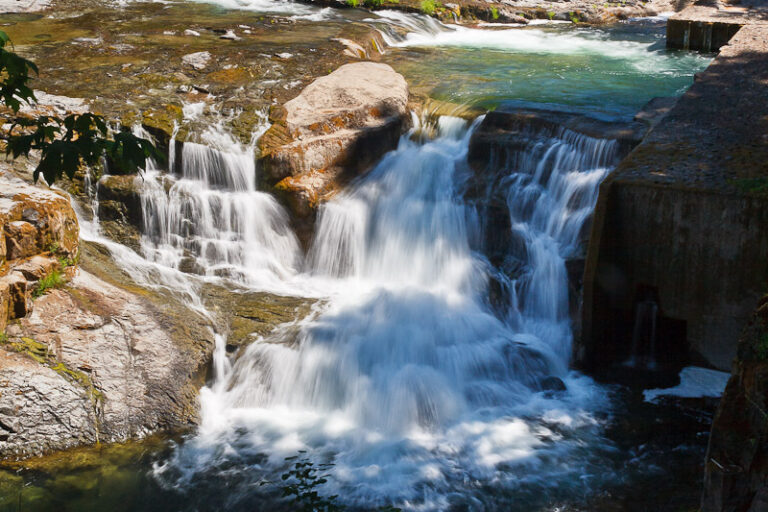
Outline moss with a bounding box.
[0,335,103,404]
[729,177,768,196]
[420,0,437,15]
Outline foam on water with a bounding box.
[372,11,700,74]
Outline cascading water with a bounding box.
[138,124,303,291]
[153,116,619,509]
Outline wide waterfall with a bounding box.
[152,117,619,509]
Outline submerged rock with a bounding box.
[259,61,409,246]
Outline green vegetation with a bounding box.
[569,11,579,23]
[364,0,382,7]
[490,6,499,20]
[0,31,160,185]
[272,453,402,511]
[757,333,768,360]
[346,0,359,7]
[547,10,556,20]
[420,0,437,15]
[729,177,768,196]
[33,270,65,298]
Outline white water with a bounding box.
[138,124,304,293]
[149,117,617,509]
[371,10,700,75]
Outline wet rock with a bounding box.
[5,221,38,260]
[97,174,142,227]
[703,295,768,512]
[0,263,215,459]
[259,62,409,245]
[182,51,211,70]
[539,376,567,392]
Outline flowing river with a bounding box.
[0,2,713,510]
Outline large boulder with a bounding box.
[0,261,215,458]
[703,296,768,512]
[258,62,409,245]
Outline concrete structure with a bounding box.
[581,19,768,372]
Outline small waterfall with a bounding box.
[138,125,302,290]
[498,126,619,366]
[162,116,618,509]
[628,297,660,369]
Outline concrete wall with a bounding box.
[581,179,768,371]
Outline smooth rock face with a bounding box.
[703,296,768,512]
[259,62,408,244]
[0,269,215,458]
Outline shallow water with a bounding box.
[0,1,716,511]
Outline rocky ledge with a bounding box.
[703,295,768,511]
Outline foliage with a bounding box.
[0,30,160,185]
[33,270,65,298]
[490,6,499,20]
[547,10,555,20]
[569,11,579,23]
[420,0,437,15]
[346,0,359,7]
[277,453,343,512]
[364,0,382,7]
[273,453,402,512]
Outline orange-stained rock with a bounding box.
[5,220,38,260]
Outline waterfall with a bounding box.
[138,125,303,291]
[156,116,619,509]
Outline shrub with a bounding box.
[420,0,436,15]
[346,0,359,7]
[364,0,382,7]
[34,270,65,298]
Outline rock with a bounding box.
[219,30,239,40]
[96,174,142,227]
[0,349,98,457]
[0,170,79,264]
[259,62,408,245]
[184,29,201,37]
[5,221,38,260]
[539,376,567,392]
[182,51,211,70]
[12,255,59,281]
[702,295,768,511]
[3,272,31,320]
[0,265,215,459]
